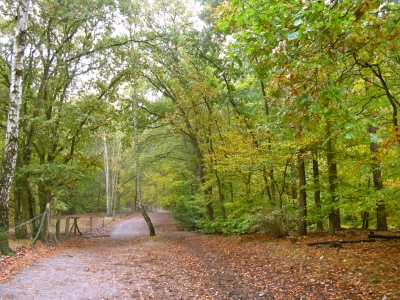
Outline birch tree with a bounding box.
[110,136,121,219]
[103,134,111,216]
[0,0,30,255]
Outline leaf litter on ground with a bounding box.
[1,214,399,299]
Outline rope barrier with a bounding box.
[8,212,45,231]
[30,211,47,247]
[1,213,45,236]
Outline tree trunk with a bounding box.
[28,187,38,236]
[215,170,226,220]
[208,134,225,220]
[312,151,323,230]
[0,0,31,256]
[296,123,307,236]
[116,173,121,212]
[139,202,155,236]
[13,175,30,239]
[13,186,22,238]
[206,200,214,222]
[298,150,307,235]
[38,181,46,215]
[362,211,369,229]
[103,135,111,216]
[260,81,276,206]
[269,170,277,205]
[298,149,307,235]
[199,163,214,222]
[368,125,387,231]
[40,189,52,242]
[291,163,298,201]
[91,188,94,213]
[111,138,121,219]
[36,181,51,241]
[132,54,155,236]
[262,166,273,203]
[326,138,340,236]
[21,178,30,236]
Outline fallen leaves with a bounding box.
[158,229,400,299]
[1,214,399,299]
[0,240,59,282]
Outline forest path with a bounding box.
[0,212,217,300]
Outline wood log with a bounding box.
[82,235,110,239]
[368,233,400,239]
[307,239,377,246]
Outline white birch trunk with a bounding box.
[110,139,115,218]
[110,137,121,219]
[0,0,30,255]
[103,135,111,216]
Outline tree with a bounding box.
[369,125,387,231]
[103,134,111,216]
[132,55,155,236]
[0,0,30,256]
[296,123,307,236]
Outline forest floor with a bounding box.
[0,212,399,300]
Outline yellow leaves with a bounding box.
[355,1,370,20]
[354,1,380,20]
[385,178,400,189]
[388,29,400,41]
[291,87,300,96]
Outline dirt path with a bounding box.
[0,212,188,300]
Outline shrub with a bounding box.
[172,198,204,231]
[251,208,293,238]
[202,216,253,235]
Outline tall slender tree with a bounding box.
[132,55,155,236]
[0,0,30,255]
[103,134,111,216]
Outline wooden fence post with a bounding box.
[65,217,70,239]
[45,203,51,243]
[56,211,61,241]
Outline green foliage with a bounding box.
[202,215,253,235]
[52,198,68,212]
[200,206,297,236]
[171,197,204,231]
